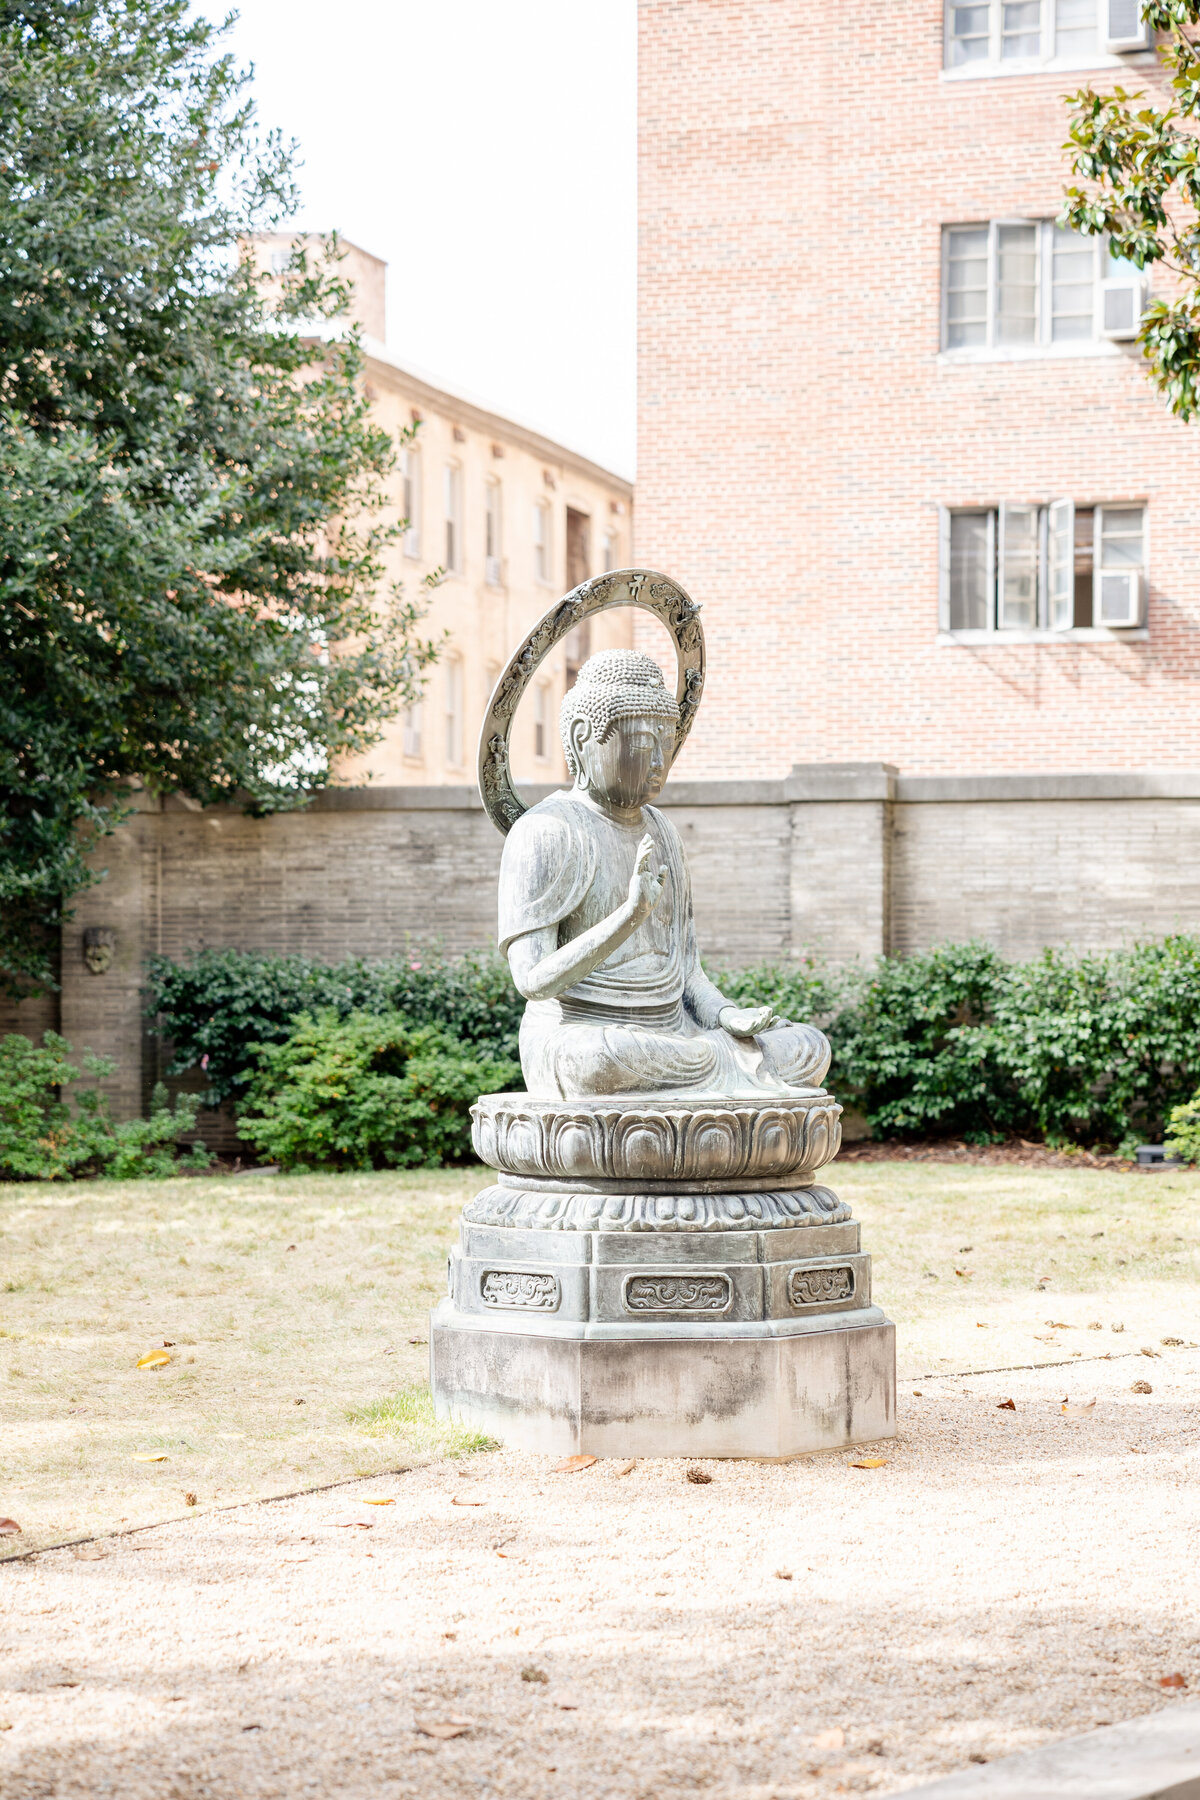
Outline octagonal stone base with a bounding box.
[430,1309,895,1459]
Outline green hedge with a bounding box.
[147,936,1200,1154]
[146,946,522,1105]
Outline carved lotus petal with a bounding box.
[751,1108,800,1173]
[683,1111,745,1178]
[498,1114,543,1175]
[546,1112,605,1180]
[611,1113,677,1181]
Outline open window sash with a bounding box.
[997,502,1040,631]
[1047,498,1074,630]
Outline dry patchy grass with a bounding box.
[2,1160,1197,1557]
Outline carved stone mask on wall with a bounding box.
[83,927,116,975]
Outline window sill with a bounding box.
[938,627,1148,645]
[940,51,1155,82]
[938,341,1123,366]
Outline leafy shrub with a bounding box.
[147,946,522,1105]
[1164,1091,1200,1163]
[0,1033,212,1181]
[237,1009,521,1171]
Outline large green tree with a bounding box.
[1062,2,1200,417]
[0,0,436,991]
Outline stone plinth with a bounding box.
[430,1090,896,1459]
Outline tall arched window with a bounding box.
[533,498,552,584]
[485,480,503,587]
[444,463,462,573]
[402,449,421,558]
[444,658,464,768]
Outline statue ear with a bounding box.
[568,714,592,788]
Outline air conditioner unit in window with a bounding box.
[1104,0,1151,51]
[1097,569,1143,628]
[1101,277,1145,340]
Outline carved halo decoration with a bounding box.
[476,568,706,836]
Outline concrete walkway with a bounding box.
[3,1347,1198,1800]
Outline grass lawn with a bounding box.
[2,1159,1197,1557]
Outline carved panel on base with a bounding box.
[622,1273,732,1315]
[789,1265,855,1307]
[480,1270,561,1312]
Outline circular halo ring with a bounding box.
[476,568,705,836]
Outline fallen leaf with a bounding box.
[1111,1322,1125,1333]
[1161,1673,1188,1690]
[362,1498,394,1506]
[975,1322,989,1328]
[775,1569,793,1580]
[1141,1347,1161,1359]
[996,1398,1016,1411]
[686,1466,712,1484]
[553,1455,597,1474]
[415,1717,473,1739]
[0,1519,22,1535]
[813,1727,845,1750]
[241,1723,263,1733]
[132,1452,168,1462]
[409,1337,426,1345]
[0,1722,11,1730]
[451,1496,485,1506]
[850,1457,887,1469]
[162,1340,175,1347]
[136,1350,171,1369]
[1046,1321,1073,1329]
[521,1665,549,1684]
[184,1492,197,1507]
[1162,1337,1184,1347]
[612,1459,636,1477]
[1132,1380,1153,1394]
[1061,1399,1096,1417]
[954,1269,973,1278]
[331,1519,372,1530]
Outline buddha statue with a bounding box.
[499,649,831,1101]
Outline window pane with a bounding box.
[996,224,1038,343]
[1001,0,1041,56]
[1051,226,1094,340]
[946,227,989,347]
[1055,0,1098,56]
[1048,501,1073,628]
[948,2,992,63]
[950,512,991,629]
[1100,507,1144,565]
[1000,505,1039,629]
[1098,571,1137,623]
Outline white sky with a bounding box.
[219,0,637,476]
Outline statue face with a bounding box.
[573,711,674,808]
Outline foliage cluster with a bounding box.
[148,935,1200,1159]
[0,1031,211,1180]
[724,935,1200,1151]
[146,945,522,1104]
[0,0,438,992]
[237,1010,520,1172]
[1062,0,1200,417]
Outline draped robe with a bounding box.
[499,792,831,1100]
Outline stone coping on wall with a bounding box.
[144,765,1200,817]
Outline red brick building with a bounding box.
[635,1,1198,779]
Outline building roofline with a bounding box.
[358,333,634,494]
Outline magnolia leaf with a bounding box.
[136,1350,171,1369]
[361,1498,394,1506]
[415,1717,472,1738]
[613,1459,637,1476]
[132,1452,168,1462]
[552,1455,597,1474]
[0,1518,23,1535]
[1161,1673,1188,1690]
[451,1495,486,1506]
[850,1457,888,1469]
[1061,1399,1096,1417]
[997,1398,1016,1411]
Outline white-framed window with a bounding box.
[402,448,421,559]
[443,463,462,574]
[600,527,619,572]
[533,683,550,761]
[943,1,1146,73]
[939,501,1146,637]
[402,700,423,760]
[485,479,502,587]
[942,222,1139,354]
[533,498,552,584]
[444,658,464,767]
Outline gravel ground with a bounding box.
[3,1344,1198,1800]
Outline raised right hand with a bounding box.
[627,832,667,922]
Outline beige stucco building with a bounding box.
[254,235,634,787]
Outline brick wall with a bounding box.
[636,0,1200,778]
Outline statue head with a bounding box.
[561,650,679,808]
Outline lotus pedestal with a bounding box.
[429,1090,896,1460]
